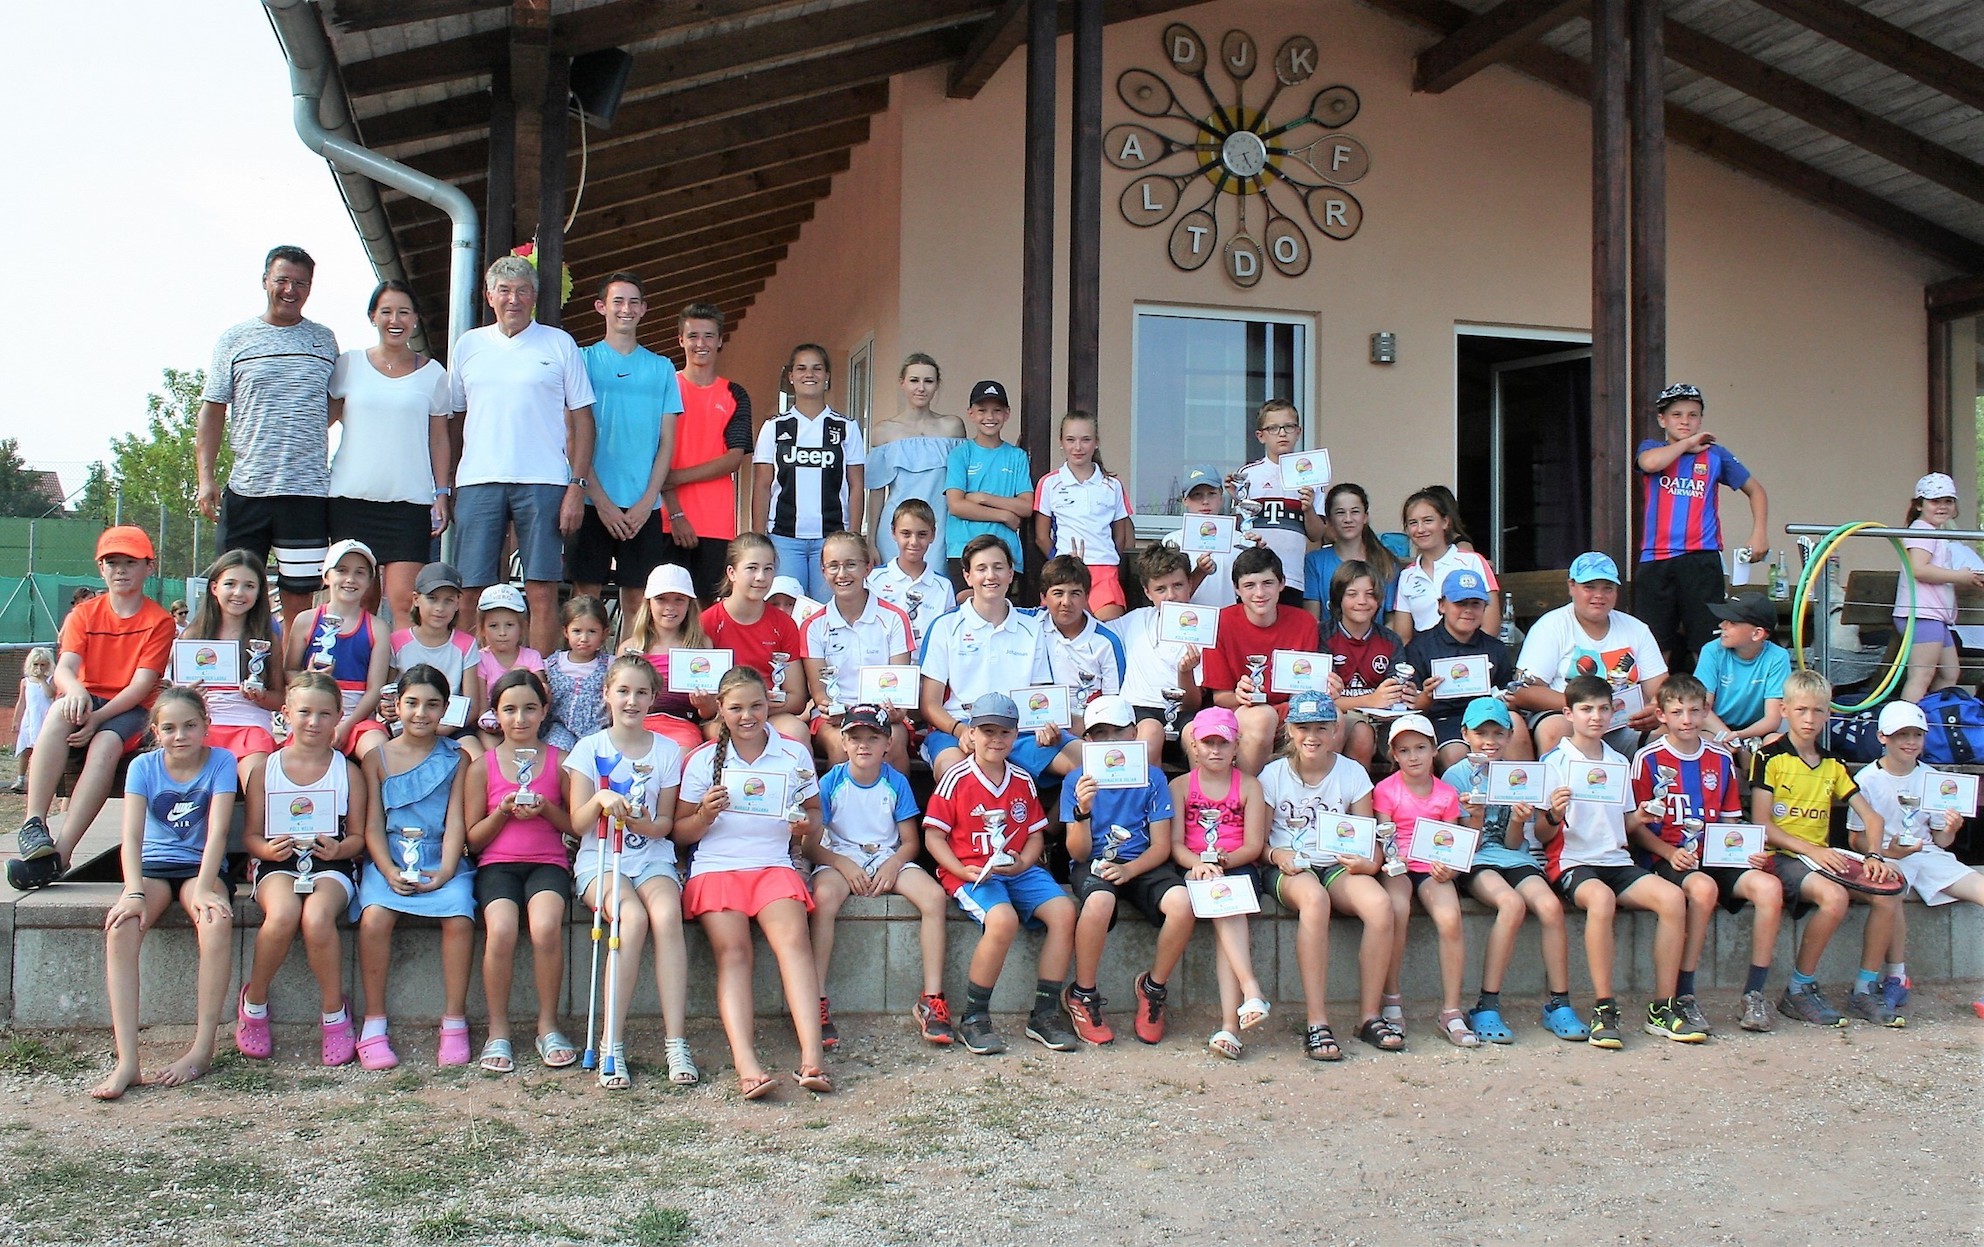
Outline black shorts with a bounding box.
[1553,862,1652,901]
[657,536,730,605]
[1407,869,1460,898]
[1654,861,1759,915]
[1635,550,1726,660]
[1071,861,1186,928]
[328,497,433,567]
[217,488,329,596]
[1427,713,1465,747]
[566,506,672,589]
[141,862,204,883]
[1466,861,1546,891]
[1278,587,1305,608]
[1268,862,1349,903]
[69,696,150,753]
[1766,854,1823,920]
[1132,706,1169,726]
[474,860,573,910]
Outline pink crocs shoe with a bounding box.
[436,1024,471,1068]
[235,986,272,1060]
[355,1032,398,1071]
[322,1006,357,1067]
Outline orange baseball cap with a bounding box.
[95,526,156,561]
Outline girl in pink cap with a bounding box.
[1168,707,1270,1059]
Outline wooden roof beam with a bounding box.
[343,29,506,96]
[1359,0,1984,271]
[949,0,1027,99]
[567,241,795,301]
[552,1,792,56]
[1413,0,1587,94]
[561,271,775,328]
[1664,20,1984,205]
[327,0,505,33]
[568,151,852,244]
[1746,0,1984,116]
[1928,274,1984,320]
[564,183,834,270]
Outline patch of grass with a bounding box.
[617,1203,694,1246]
[411,1209,482,1243]
[0,1032,87,1076]
[819,1169,886,1208]
[198,1052,282,1094]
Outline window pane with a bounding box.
[1133,311,1308,517]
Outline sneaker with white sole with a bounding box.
[1739,990,1774,1032]
[17,816,56,861]
[1778,981,1846,1027]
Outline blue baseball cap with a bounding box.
[1440,569,1490,603]
[967,692,1019,729]
[1181,465,1223,497]
[1462,697,1512,730]
[1569,552,1621,585]
[1285,690,1339,724]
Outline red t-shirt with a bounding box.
[700,600,801,684]
[59,594,176,704]
[1203,604,1321,705]
[667,376,752,541]
[924,758,1048,895]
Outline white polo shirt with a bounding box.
[797,593,914,708]
[867,559,955,649]
[920,598,1052,719]
[1392,547,1500,633]
[449,320,595,488]
[1033,464,1130,565]
[1040,613,1124,704]
[1108,606,1203,709]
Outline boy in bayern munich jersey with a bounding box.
[1633,382,1770,669]
[1231,399,1327,604]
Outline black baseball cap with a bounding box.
[1708,593,1775,630]
[839,704,889,734]
[968,380,1010,408]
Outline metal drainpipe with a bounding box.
[261,0,479,359]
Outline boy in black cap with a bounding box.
[1696,592,1791,763]
[943,380,1033,594]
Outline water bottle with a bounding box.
[1767,549,1788,602]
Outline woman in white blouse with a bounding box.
[327,280,453,622]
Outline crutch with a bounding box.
[580,758,618,1071]
[600,763,650,1084]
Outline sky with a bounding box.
[2,2,380,504]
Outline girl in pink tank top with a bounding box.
[1169,708,1271,1060]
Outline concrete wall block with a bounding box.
[1947,902,1982,978]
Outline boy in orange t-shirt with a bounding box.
[12,526,176,889]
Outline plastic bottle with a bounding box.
[1767,549,1789,601]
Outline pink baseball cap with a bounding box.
[1188,707,1239,741]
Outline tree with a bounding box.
[78,368,228,578]
[0,437,55,517]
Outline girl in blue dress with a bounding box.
[354,663,477,1069]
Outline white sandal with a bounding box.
[1237,997,1271,1030]
[1208,1029,1243,1060]
[665,1037,700,1085]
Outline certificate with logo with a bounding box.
[1568,760,1630,805]
[1407,818,1480,872]
[172,639,240,687]
[858,665,920,709]
[1485,761,1547,806]
[1433,654,1490,700]
[1920,771,1980,817]
[1177,513,1236,554]
[1186,873,1261,918]
[724,770,790,818]
[271,788,337,842]
[1608,683,1645,731]
[1016,685,1071,731]
[1083,741,1148,789]
[1271,650,1330,695]
[1279,448,1332,491]
[1157,600,1219,647]
[1313,813,1377,862]
[667,648,732,694]
[1701,822,1765,868]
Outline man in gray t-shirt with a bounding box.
[195,245,340,624]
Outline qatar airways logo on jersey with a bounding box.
[1659,473,1708,500]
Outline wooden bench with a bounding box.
[1839,570,1984,686]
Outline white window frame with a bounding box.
[845,335,874,442]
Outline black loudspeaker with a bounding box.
[570,48,634,128]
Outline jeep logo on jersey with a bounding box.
[781,445,842,468]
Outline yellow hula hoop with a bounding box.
[1788,521,1916,714]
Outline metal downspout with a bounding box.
[261,0,479,358]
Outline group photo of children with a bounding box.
[9,250,1982,1106]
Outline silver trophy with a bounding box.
[1098,824,1133,865]
[978,808,1015,879]
[1392,663,1419,710]
[1895,791,1924,847]
[1160,686,1187,739]
[1679,815,1706,858]
[1197,808,1223,865]
[398,827,424,885]
[1642,764,1677,819]
[821,660,843,716]
[903,587,927,645]
[378,682,402,738]
[309,611,342,673]
[1498,668,1540,701]
[292,832,318,894]
[785,767,815,826]
[243,639,272,693]
[625,761,657,849]
[1288,803,1319,871]
[769,651,791,707]
[1074,661,1101,709]
[513,748,539,811]
[1465,753,1489,806]
[270,710,290,746]
[1377,821,1408,876]
[1606,651,1636,689]
[1244,654,1269,706]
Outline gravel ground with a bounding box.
[1,982,1980,1247]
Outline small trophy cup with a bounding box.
[903,586,927,644]
[243,639,272,693]
[821,660,842,716]
[309,612,342,673]
[292,833,318,894]
[378,682,402,739]
[1500,668,1539,699]
[1160,686,1186,739]
[1465,753,1489,806]
[769,651,791,707]
[1895,791,1923,848]
[980,809,1015,878]
[1377,822,1408,876]
[270,710,290,746]
[398,827,424,885]
[1099,824,1133,865]
[1197,808,1223,866]
[1392,663,1419,710]
[1244,654,1269,706]
[1642,765,1677,820]
[1074,662,1101,709]
[785,767,815,826]
[513,748,539,811]
[1288,805,1318,871]
[1606,652,1636,689]
[1679,815,1706,858]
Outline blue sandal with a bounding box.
[1541,1001,1590,1041]
[1467,1007,1515,1044]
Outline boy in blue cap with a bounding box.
[1402,567,1526,770]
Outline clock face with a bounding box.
[1221,131,1269,179]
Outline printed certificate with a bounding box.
[1271,650,1330,695]
[1433,654,1490,700]
[1279,449,1332,491]
[171,639,240,687]
[1083,741,1149,788]
[1568,760,1630,805]
[1177,513,1236,554]
[1920,771,1980,817]
[1186,873,1261,918]
[271,788,337,842]
[1158,601,1220,647]
[1701,822,1765,868]
[725,770,790,818]
[1407,818,1480,872]
[1485,761,1547,806]
[857,665,920,709]
[1016,685,1071,731]
[667,649,732,694]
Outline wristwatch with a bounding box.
[569,476,589,490]
[434,486,452,498]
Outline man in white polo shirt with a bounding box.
[449,255,597,653]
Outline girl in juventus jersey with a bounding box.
[752,344,866,601]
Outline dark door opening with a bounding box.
[1455,334,1592,573]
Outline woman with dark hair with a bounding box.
[327,279,453,623]
[865,353,964,561]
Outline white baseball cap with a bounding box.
[1387,713,1437,745]
[1913,472,1958,501]
[1082,695,1135,731]
[644,563,697,600]
[322,538,376,576]
[1878,701,1928,735]
[769,575,806,602]
[477,583,526,615]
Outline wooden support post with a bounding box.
[510,0,549,246]
[1928,312,1951,476]
[1020,0,1056,482]
[1591,0,1630,567]
[1628,0,1665,440]
[484,63,516,292]
[1067,0,1101,420]
[537,53,570,328]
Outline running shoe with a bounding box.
[1675,994,1713,1036]
[1739,990,1774,1032]
[1587,1002,1623,1050]
[1132,973,1168,1044]
[1061,984,1114,1045]
[958,1012,1005,1056]
[1880,974,1910,1014]
[17,816,56,861]
[818,997,839,1051]
[1778,981,1846,1027]
[1645,999,1707,1043]
[914,993,954,1046]
[1848,987,1903,1028]
[1024,1009,1080,1052]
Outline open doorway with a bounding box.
[1455,330,1593,573]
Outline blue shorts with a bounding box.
[953,865,1067,928]
[769,534,828,601]
[1904,617,1953,647]
[921,728,1073,779]
[454,482,568,585]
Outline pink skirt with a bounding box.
[682,866,814,919]
[208,723,277,759]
